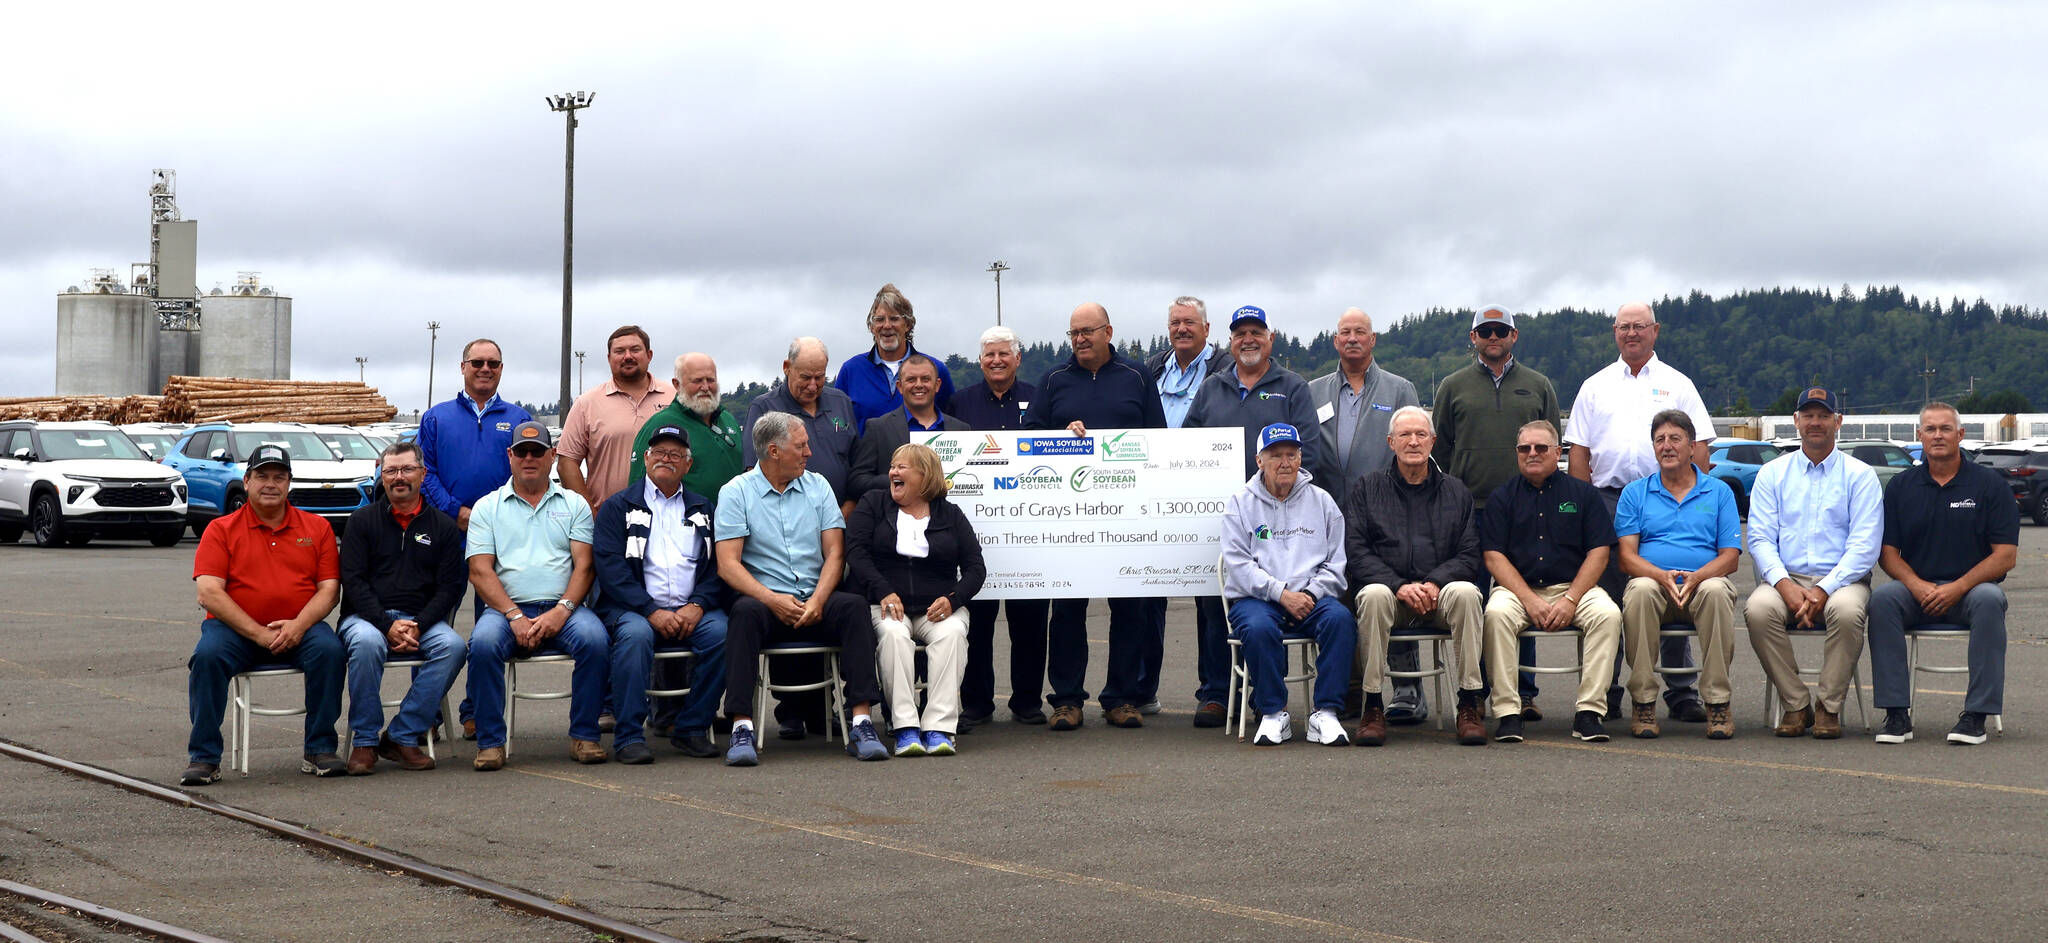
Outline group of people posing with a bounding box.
[178,288,2016,785]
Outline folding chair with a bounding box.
[1386,626,1452,732]
[646,646,715,745]
[1906,625,2004,734]
[1759,628,1868,731]
[502,652,574,759]
[379,656,460,760]
[227,665,305,776]
[755,643,846,744]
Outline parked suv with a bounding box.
[162,422,373,537]
[1975,445,2048,525]
[0,420,188,547]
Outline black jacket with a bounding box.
[844,489,986,612]
[1343,464,1482,592]
[1143,345,1233,382]
[849,406,965,499]
[1023,349,1168,431]
[339,495,467,631]
[593,477,727,619]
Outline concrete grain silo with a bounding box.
[54,285,159,395]
[156,326,202,390]
[197,274,291,380]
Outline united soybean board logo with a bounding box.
[922,434,967,464]
[1101,431,1149,462]
[1069,465,1139,492]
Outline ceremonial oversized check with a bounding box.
[919,427,1244,599]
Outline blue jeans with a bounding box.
[1867,580,2007,714]
[1227,595,1357,716]
[466,601,610,749]
[187,618,344,764]
[1193,595,1230,706]
[608,608,728,744]
[340,611,464,748]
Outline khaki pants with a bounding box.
[1621,576,1736,706]
[1483,584,1621,719]
[872,607,969,734]
[1743,575,1868,714]
[1354,582,1485,694]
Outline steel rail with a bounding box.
[0,879,228,943]
[0,737,690,943]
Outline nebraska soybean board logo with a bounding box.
[1101,431,1149,462]
[946,470,985,497]
[1068,465,1139,492]
[921,434,967,464]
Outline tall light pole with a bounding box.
[545,90,595,419]
[426,320,442,408]
[355,357,367,383]
[986,260,1009,325]
[575,350,586,391]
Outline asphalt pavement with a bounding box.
[2,530,2045,942]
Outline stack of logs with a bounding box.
[159,377,398,424]
[0,395,166,423]
[0,379,397,425]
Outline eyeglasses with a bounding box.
[1473,325,1512,339]
[465,359,503,369]
[646,448,687,462]
[1066,325,1108,340]
[381,464,424,476]
[1515,443,1554,454]
[1615,323,1655,335]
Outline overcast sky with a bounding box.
[6,1,2045,412]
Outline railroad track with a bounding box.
[0,737,690,943]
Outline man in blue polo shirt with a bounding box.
[464,421,609,771]
[1614,410,1741,740]
[833,283,955,433]
[1868,402,2019,746]
[1479,421,1622,743]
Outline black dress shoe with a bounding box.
[959,711,994,731]
[777,720,807,741]
[1670,699,1709,723]
[671,732,719,757]
[615,741,654,765]
[1012,707,1048,725]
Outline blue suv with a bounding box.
[162,422,374,537]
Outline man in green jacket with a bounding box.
[629,352,744,499]
[1430,305,1561,718]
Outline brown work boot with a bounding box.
[1520,697,1543,721]
[346,745,377,776]
[377,733,436,771]
[1812,705,1842,739]
[1705,702,1734,739]
[1455,702,1486,746]
[570,739,608,764]
[461,718,477,741]
[1630,702,1660,739]
[1193,702,1227,728]
[1355,704,1388,746]
[1775,705,1813,737]
[1105,704,1144,728]
[472,746,505,771]
[1049,705,1083,731]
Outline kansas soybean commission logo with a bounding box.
[1069,465,1139,492]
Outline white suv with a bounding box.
[0,420,189,547]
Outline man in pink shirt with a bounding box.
[558,325,676,509]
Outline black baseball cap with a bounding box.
[246,444,291,474]
[647,425,688,449]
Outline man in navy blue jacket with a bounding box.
[593,426,729,763]
[833,283,955,434]
[1022,303,1168,731]
[417,338,532,738]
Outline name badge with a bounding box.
[1315,402,1335,424]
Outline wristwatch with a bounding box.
[557,599,580,614]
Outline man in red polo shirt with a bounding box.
[183,444,346,785]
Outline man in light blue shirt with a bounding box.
[1742,388,1882,740]
[1614,410,1742,740]
[464,421,609,771]
[713,411,888,765]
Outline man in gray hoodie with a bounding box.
[1220,423,1357,747]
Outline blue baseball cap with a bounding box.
[1257,422,1302,453]
[1229,305,1268,330]
[1795,386,1840,414]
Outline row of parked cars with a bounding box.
[0,419,412,548]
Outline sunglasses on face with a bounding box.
[466,359,503,369]
[1473,325,1512,339]
[1515,443,1554,454]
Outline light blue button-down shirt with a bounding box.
[714,468,844,599]
[1157,349,1212,429]
[465,481,593,604]
[1746,447,1883,594]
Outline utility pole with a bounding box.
[986,260,1009,325]
[546,90,596,421]
[1921,355,1936,406]
[575,350,586,391]
[426,321,441,407]
[355,357,367,383]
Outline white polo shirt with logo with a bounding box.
[1564,354,1717,490]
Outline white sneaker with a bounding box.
[1252,711,1292,746]
[1306,709,1350,746]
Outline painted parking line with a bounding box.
[1521,738,2048,797]
[516,767,1433,943]
[1,607,189,627]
